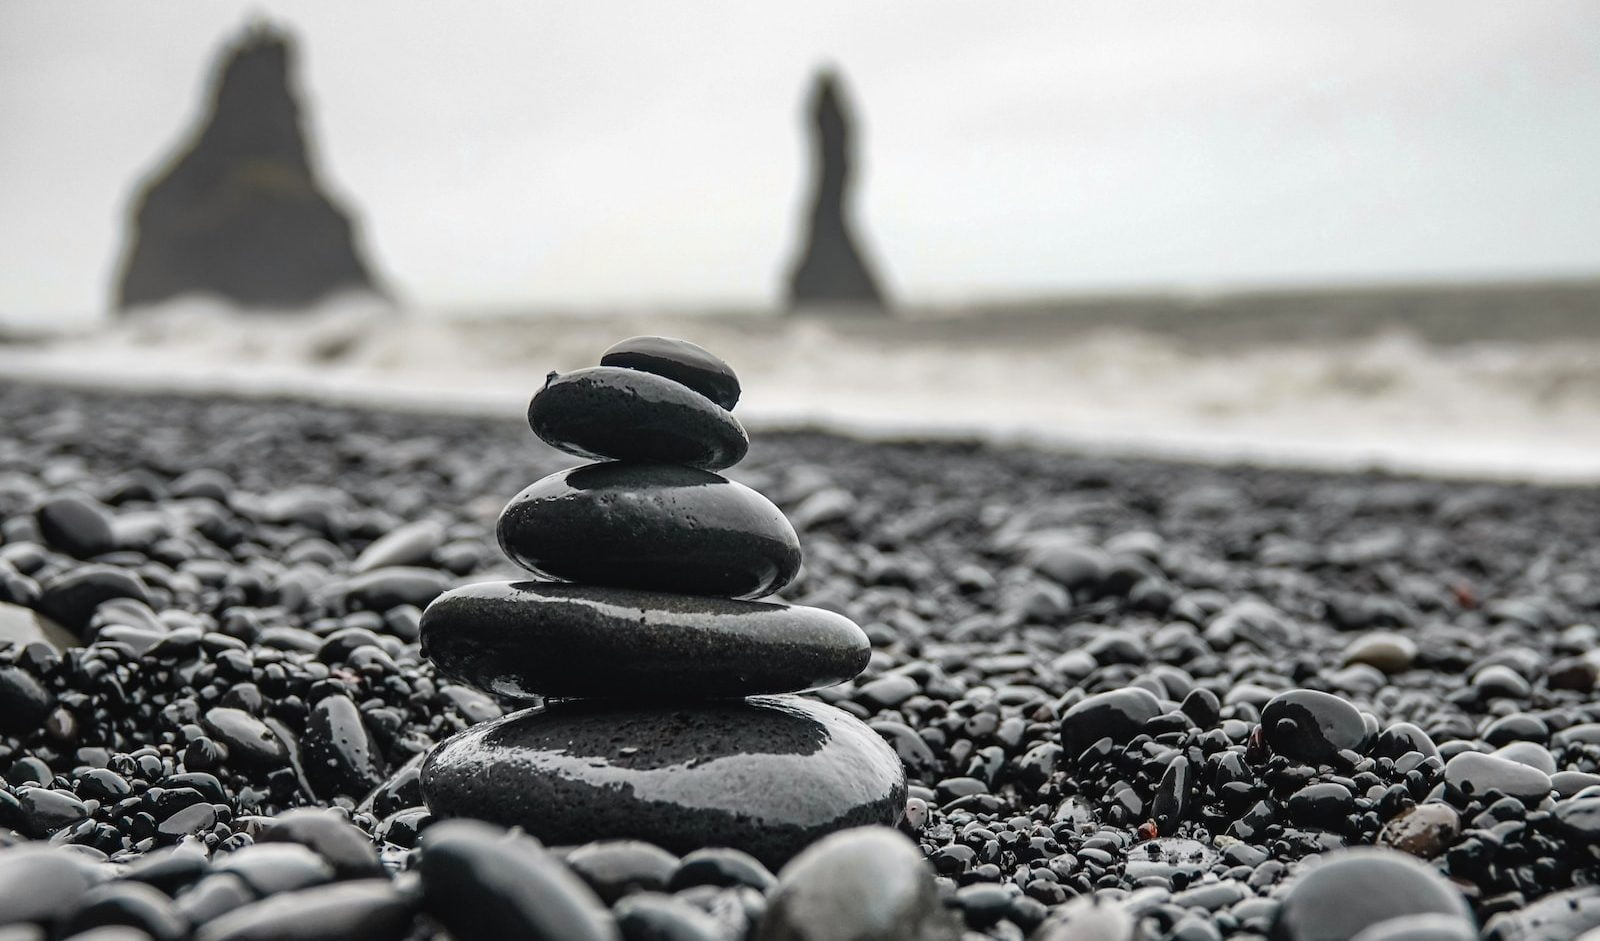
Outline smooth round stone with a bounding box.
[1272,848,1474,941]
[422,696,906,869]
[421,581,868,700]
[529,367,748,470]
[1444,751,1551,804]
[1058,687,1163,757]
[601,336,741,411]
[755,827,958,941]
[418,821,619,941]
[1260,689,1368,764]
[497,464,801,600]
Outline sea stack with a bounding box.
[114,22,384,312]
[786,69,889,313]
[419,336,906,867]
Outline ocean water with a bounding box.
[2,295,1598,483]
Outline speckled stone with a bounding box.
[600,336,742,411]
[421,696,906,869]
[497,463,801,600]
[421,581,869,700]
[528,367,747,470]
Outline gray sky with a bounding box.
[3,2,1599,321]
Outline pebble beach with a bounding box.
[1,363,1599,939]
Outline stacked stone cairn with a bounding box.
[419,336,906,867]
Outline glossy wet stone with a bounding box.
[418,820,619,941]
[529,367,748,470]
[301,695,386,800]
[756,826,958,941]
[601,336,742,411]
[421,581,868,700]
[1059,687,1163,757]
[497,463,801,599]
[1260,689,1368,764]
[1444,751,1551,804]
[422,696,906,869]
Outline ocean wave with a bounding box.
[2,297,1598,483]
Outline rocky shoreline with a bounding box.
[1,378,1599,939]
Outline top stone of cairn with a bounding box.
[529,337,748,471]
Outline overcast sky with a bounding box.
[3,2,1599,321]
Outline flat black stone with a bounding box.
[497,463,801,600]
[420,581,869,700]
[529,367,748,470]
[421,696,906,869]
[600,336,741,411]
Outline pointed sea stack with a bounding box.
[785,69,888,314]
[419,336,906,868]
[114,22,383,312]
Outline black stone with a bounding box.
[1260,690,1368,764]
[669,848,776,893]
[600,336,742,411]
[785,70,886,311]
[16,785,89,838]
[529,367,748,470]
[756,827,957,941]
[1271,848,1473,941]
[35,495,116,559]
[36,565,152,636]
[1372,722,1439,761]
[420,581,868,700]
[497,463,801,600]
[417,820,619,941]
[115,24,383,311]
[214,844,335,897]
[1444,751,1551,804]
[259,808,384,879]
[1286,782,1355,829]
[192,880,414,941]
[301,695,386,800]
[202,707,288,769]
[1059,688,1163,757]
[564,841,679,904]
[422,696,906,869]
[613,893,724,941]
[60,881,187,941]
[0,664,55,737]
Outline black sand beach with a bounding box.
[2,379,1599,939]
